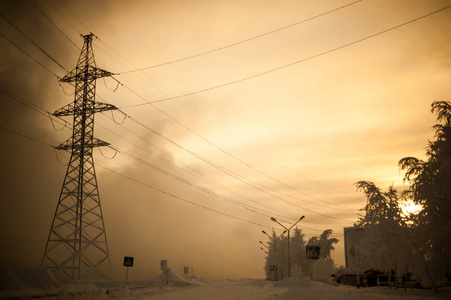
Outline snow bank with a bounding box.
[275,276,451,300]
[149,268,191,286]
[0,267,63,290]
[187,276,207,285]
[0,267,112,299]
[271,277,305,287]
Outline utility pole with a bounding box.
[41,33,117,280]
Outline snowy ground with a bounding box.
[114,278,451,300]
[1,268,451,299]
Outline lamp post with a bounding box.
[271,216,305,277]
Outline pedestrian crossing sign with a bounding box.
[306,246,320,259]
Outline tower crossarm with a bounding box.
[60,67,115,83]
[53,102,117,117]
[55,137,110,151]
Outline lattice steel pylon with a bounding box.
[41,34,117,280]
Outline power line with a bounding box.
[28,0,80,50]
[58,0,90,33]
[99,110,353,225]
[0,13,345,220]
[112,144,299,223]
[0,125,53,148]
[0,104,279,249]
[2,89,339,227]
[0,88,71,130]
[1,14,69,72]
[0,9,355,241]
[119,0,363,74]
[93,44,355,200]
[1,119,334,236]
[1,20,355,221]
[97,114,299,221]
[0,31,59,77]
[53,0,179,101]
[45,0,82,36]
[3,2,356,222]
[97,163,280,229]
[52,0,360,200]
[121,4,451,106]
[124,113,354,222]
[1,84,297,225]
[113,78,355,217]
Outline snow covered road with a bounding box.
[115,278,451,300]
[3,268,450,299]
[131,279,289,300]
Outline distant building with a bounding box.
[343,227,368,269]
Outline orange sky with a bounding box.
[1,0,450,280]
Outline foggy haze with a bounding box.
[1,0,450,280]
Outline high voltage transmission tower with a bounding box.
[41,33,117,280]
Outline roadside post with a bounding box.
[306,246,320,279]
[161,260,168,285]
[270,265,276,281]
[123,256,134,285]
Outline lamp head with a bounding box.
[262,230,267,234]
[271,217,277,222]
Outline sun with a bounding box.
[400,200,422,216]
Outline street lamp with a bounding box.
[259,241,269,250]
[271,216,305,277]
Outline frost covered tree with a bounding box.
[354,102,451,289]
[319,229,339,260]
[398,101,451,287]
[306,230,338,278]
[354,181,404,226]
[262,230,287,280]
[354,181,424,286]
[263,227,339,280]
[289,228,307,277]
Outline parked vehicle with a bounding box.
[334,268,367,287]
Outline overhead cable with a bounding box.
[121,4,451,106]
[119,0,363,73]
[1,14,69,72]
[0,32,59,77]
[125,114,354,222]
[1,124,276,229]
[28,0,81,50]
[115,79,356,212]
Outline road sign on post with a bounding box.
[306,246,320,279]
[124,256,134,267]
[160,260,168,285]
[123,256,134,285]
[269,265,276,282]
[306,246,320,259]
[161,260,167,271]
